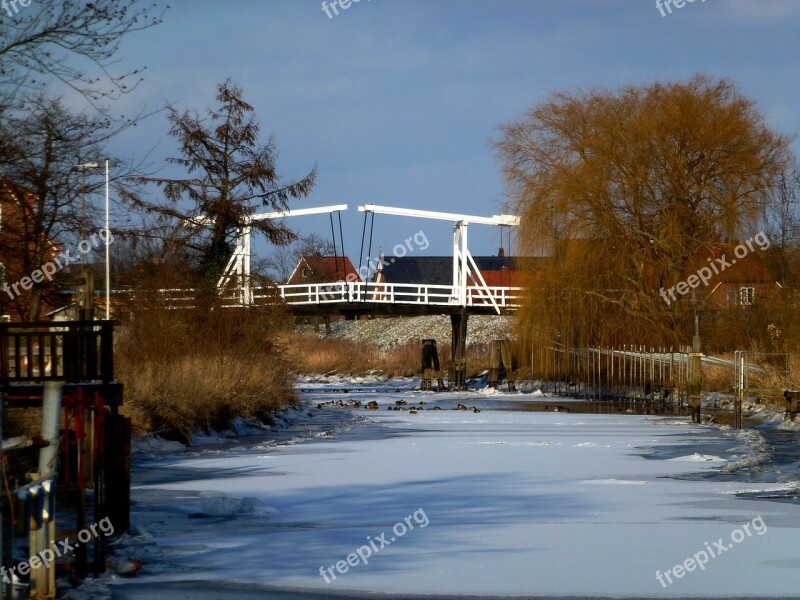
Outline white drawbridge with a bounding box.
[191,203,522,312]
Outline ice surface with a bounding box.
[105,384,800,599]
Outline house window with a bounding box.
[739,287,755,306]
[302,268,310,278]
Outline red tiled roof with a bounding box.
[287,255,361,284]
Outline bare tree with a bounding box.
[766,166,800,251]
[0,0,164,110]
[0,95,140,319]
[263,233,335,283]
[496,75,794,349]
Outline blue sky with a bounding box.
[98,0,800,266]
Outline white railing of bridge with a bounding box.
[275,281,523,309]
[156,282,523,310]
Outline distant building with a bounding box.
[0,177,63,320]
[286,255,361,285]
[380,256,535,288]
[380,245,780,311]
[548,237,781,309]
[682,245,780,309]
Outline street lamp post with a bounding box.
[104,160,110,320]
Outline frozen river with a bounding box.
[99,379,800,600]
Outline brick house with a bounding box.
[286,255,360,285]
[682,244,781,309]
[0,178,62,320]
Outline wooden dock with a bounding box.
[0,320,128,599]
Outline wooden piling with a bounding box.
[449,311,468,389]
[420,339,444,391]
[488,338,515,391]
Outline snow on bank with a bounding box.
[324,315,513,350]
[717,425,774,473]
[106,391,800,599]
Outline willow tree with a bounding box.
[495,75,793,353]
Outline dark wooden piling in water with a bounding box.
[449,311,468,389]
[420,339,445,391]
[488,338,515,391]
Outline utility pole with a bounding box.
[104,160,111,320]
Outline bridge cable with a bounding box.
[364,211,375,301]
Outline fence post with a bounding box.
[100,322,114,385]
[734,350,744,429]
[689,352,702,423]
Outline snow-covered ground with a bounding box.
[93,381,799,599]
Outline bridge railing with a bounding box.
[275,282,523,308]
[0,320,116,386]
[153,282,523,309]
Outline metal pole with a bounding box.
[38,382,63,477]
[105,160,111,319]
[82,170,86,266]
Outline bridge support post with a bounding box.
[449,311,468,389]
[420,339,444,391]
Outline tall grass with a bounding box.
[117,305,296,443]
[289,331,494,378]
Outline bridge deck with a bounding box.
[276,281,522,316]
[284,301,515,317]
[161,281,523,315]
